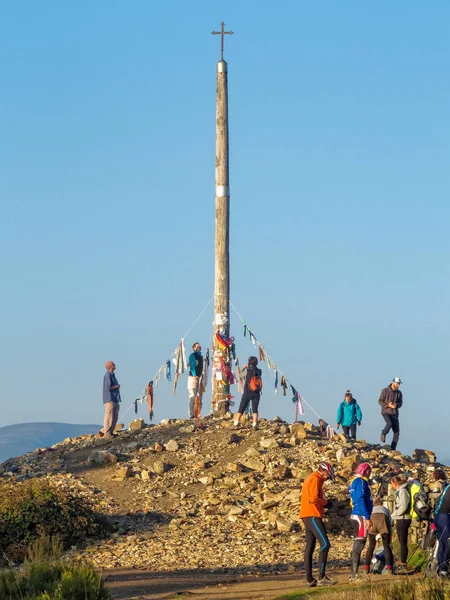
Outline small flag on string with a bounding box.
[297,394,305,416]
[274,368,278,394]
[326,425,334,440]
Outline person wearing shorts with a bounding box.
[348,463,373,583]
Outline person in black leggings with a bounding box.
[233,356,262,430]
[391,475,411,572]
[364,498,394,574]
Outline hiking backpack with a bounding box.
[408,481,432,520]
[249,370,263,393]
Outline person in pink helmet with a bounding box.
[348,463,373,583]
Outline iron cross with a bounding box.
[211,22,234,60]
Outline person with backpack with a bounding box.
[299,462,337,587]
[433,470,448,496]
[364,497,394,575]
[348,463,373,583]
[379,377,403,450]
[433,480,450,577]
[233,356,262,431]
[336,390,363,440]
[407,476,432,521]
[390,475,411,573]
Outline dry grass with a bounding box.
[279,577,450,600]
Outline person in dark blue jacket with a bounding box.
[348,463,373,583]
[336,391,363,440]
[434,482,450,577]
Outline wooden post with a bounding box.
[212,57,231,416]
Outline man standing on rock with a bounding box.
[188,342,204,419]
[299,462,337,587]
[102,361,121,438]
[379,377,403,450]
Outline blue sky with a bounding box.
[1,1,449,460]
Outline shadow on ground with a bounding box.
[103,560,354,600]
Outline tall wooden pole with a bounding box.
[211,23,233,416]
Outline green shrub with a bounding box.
[0,479,112,563]
[0,561,112,600]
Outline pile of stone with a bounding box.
[0,415,445,573]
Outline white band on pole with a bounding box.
[215,185,230,197]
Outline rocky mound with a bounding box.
[0,416,445,574]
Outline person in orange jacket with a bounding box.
[299,462,337,587]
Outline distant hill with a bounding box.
[0,422,100,464]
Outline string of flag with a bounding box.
[120,296,214,423]
[229,300,328,427]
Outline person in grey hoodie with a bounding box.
[390,475,411,572]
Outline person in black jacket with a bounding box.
[379,377,403,450]
[233,356,262,430]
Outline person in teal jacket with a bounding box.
[336,390,363,440]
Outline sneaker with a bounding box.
[317,575,337,586]
[396,564,408,574]
[380,433,386,443]
[233,421,239,427]
[252,423,258,430]
[439,571,448,578]
[305,579,317,587]
[349,574,369,584]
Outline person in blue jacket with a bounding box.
[336,390,363,440]
[348,463,373,583]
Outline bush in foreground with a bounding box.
[0,562,112,600]
[0,478,112,563]
[0,537,112,600]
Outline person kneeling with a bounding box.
[364,498,394,575]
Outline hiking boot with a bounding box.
[380,433,386,443]
[396,564,408,574]
[317,575,337,586]
[349,574,369,584]
[305,579,317,587]
[439,571,448,578]
[252,423,258,431]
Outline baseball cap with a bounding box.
[392,377,402,384]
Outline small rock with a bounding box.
[129,419,145,431]
[115,466,133,480]
[227,433,241,444]
[336,448,346,463]
[88,450,118,465]
[260,438,279,450]
[227,462,243,473]
[151,460,167,474]
[277,519,293,532]
[228,505,244,515]
[192,461,207,469]
[241,459,265,472]
[154,442,164,452]
[198,476,214,485]
[165,440,179,452]
[141,470,151,481]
